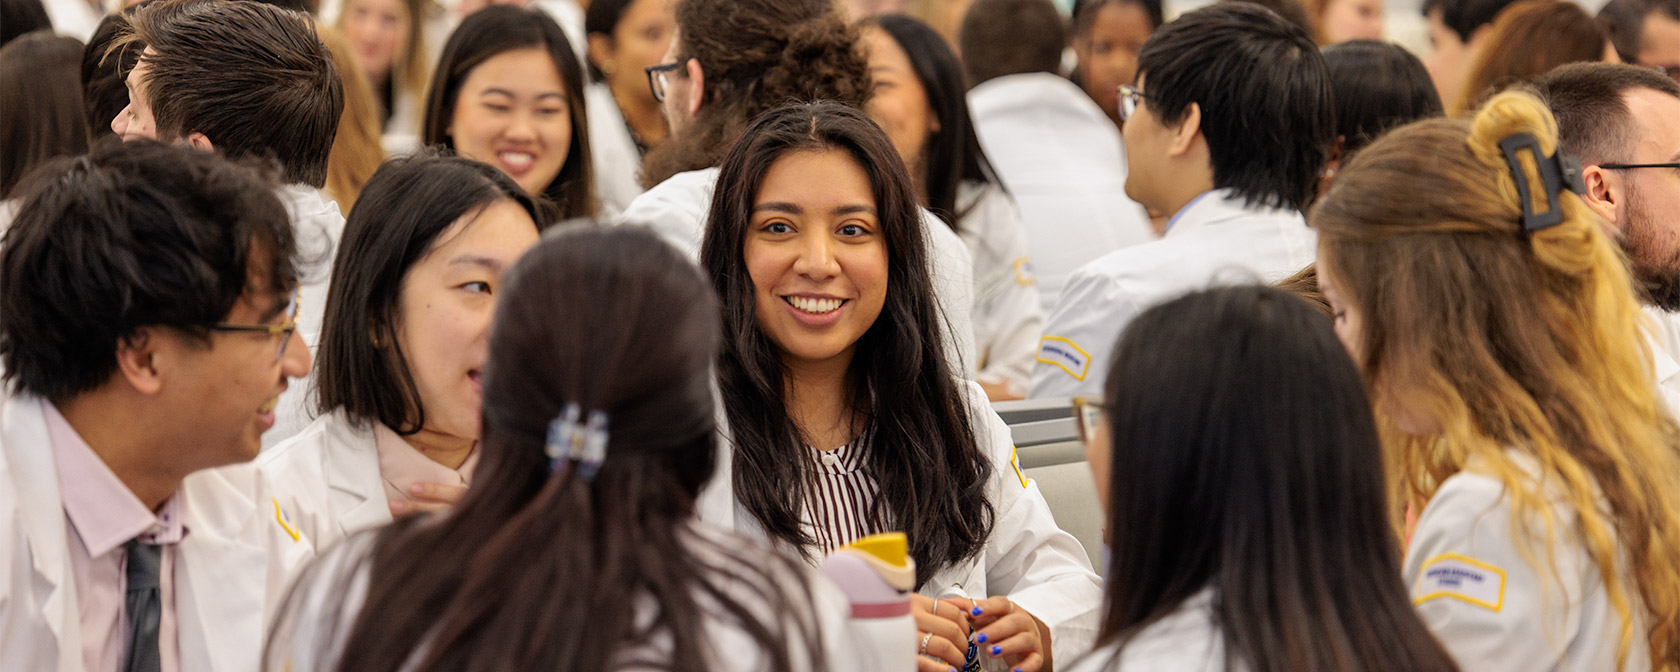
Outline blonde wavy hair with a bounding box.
[318,25,386,213]
[1312,90,1680,670]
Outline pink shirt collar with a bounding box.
[45,402,187,556]
[373,423,478,502]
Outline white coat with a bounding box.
[258,410,391,553]
[1062,589,1226,672]
[1029,189,1314,399]
[956,182,1044,396]
[265,517,888,671]
[1404,455,1652,671]
[42,0,103,42]
[585,83,648,215]
[264,185,347,450]
[1641,307,1680,419]
[0,395,315,672]
[695,380,1105,667]
[616,167,979,375]
[967,73,1155,314]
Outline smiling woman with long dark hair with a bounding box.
[699,100,1102,672]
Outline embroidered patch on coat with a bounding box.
[1414,553,1506,611]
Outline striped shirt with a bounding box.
[802,437,886,556]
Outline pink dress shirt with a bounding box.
[372,423,478,505]
[46,403,184,672]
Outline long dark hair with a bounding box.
[700,101,994,588]
[865,14,1001,233]
[276,226,829,672]
[638,0,871,187]
[314,152,543,434]
[0,32,88,200]
[1323,40,1442,158]
[422,5,594,218]
[1093,286,1458,672]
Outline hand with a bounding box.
[388,482,467,516]
[913,594,971,672]
[970,596,1047,672]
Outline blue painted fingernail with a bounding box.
[971,606,984,616]
[991,645,1003,656]
[975,633,988,644]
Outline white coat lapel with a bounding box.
[2,395,81,664]
[176,471,270,672]
[323,415,391,535]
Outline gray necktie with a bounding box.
[122,538,162,672]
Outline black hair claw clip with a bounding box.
[1497,132,1586,232]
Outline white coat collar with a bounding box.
[1164,188,1301,236]
[1,394,81,663]
[967,73,1106,126]
[175,468,268,671]
[317,411,392,533]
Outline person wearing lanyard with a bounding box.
[1029,3,1331,401]
[0,141,314,672]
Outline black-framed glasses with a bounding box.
[1599,162,1680,172]
[645,62,683,103]
[209,291,300,362]
[1072,395,1107,446]
[1116,85,1151,122]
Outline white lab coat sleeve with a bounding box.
[963,188,1044,396]
[1029,265,1137,399]
[1403,472,1586,671]
[968,383,1104,663]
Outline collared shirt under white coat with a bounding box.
[694,381,1105,667]
[616,167,979,375]
[0,394,315,672]
[967,73,1155,314]
[1030,189,1314,399]
[1404,454,1651,671]
[585,82,647,215]
[1064,589,1229,672]
[258,409,397,553]
[955,181,1044,395]
[265,185,347,450]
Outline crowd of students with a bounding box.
[1,0,1679,670]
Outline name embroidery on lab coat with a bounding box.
[1414,553,1506,612]
[1009,446,1028,489]
[1012,257,1038,287]
[273,497,300,542]
[1036,336,1090,380]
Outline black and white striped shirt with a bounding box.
[802,437,886,555]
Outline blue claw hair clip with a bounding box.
[543,403,609,480]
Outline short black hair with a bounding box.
[0,140,297,401]
[1072,0,1165,32]
[1426,0,1523,41]
[1533,61,1680,166]
[959,0,1067,87]
[315,152,546,433]
[1324,40,1443,157]
[1137,2,1335,212]
[1,0,50,48]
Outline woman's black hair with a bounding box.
[1092,285,1459,672]
[1323,40,1444,158]
[0,31,88,200]
[423,5,595,218]
[701,100,994,588]
[582,0,630,83]
[866,13,1002,233]
[1071,0,1165,34]
[314,151,545,435]
[276,226,829,672]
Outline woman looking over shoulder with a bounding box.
[266,226,871,672]
[1315,90,1680,671]
[700,101,1103,672]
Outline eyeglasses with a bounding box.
[1116,85,1152,122]
[1599,161,1680,172]
[209,291,300,362]
[1071,396,1107,446]
[645,62,683,103]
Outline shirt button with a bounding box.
[820,452,840,467]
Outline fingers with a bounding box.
[1003,651,1044,672]
[967,595,1016,628]
[934,598,973,638]
[916,656,958,672]
[912,613,968,667]
[409,482,467,504]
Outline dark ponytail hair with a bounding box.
[1092,285,1458,672]
[701,101,994,588]
[279,226,829,672]
[864,14,1002,233]
[639,0,871,187]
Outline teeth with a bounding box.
[787,296,843,314]
[497,151,535,168]
[259,398,278,413]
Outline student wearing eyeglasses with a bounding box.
[0,141,315,672]
[1029,3,1334,400]
[1535,62,1680,418]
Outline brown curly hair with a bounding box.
[639,0,871,187]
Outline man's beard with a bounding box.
[1623,181,1680,311]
